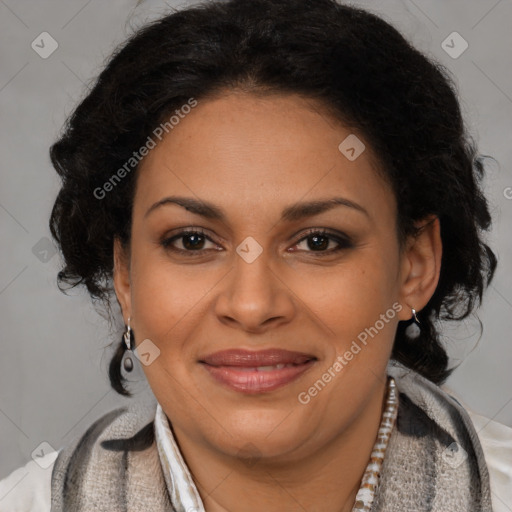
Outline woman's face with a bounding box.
[114,91,440,462]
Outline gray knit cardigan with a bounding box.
[50,360,494,511]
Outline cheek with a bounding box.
[129,246,212,335]
[297,252,398,330]
[292,255,400,380]
[128,253,210,422]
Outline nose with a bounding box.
[214,251,296,334]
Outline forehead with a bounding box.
[133,92,395,225]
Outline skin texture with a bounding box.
[113,91,442,512]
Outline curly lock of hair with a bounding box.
[49,0,497,397]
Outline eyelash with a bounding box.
[160,228,354,256]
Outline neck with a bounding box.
[172,379,389,512]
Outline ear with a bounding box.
[113,236,132,324]
[397,215,442,322]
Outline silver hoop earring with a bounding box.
[405,306,421,339]
[123,317,134,372]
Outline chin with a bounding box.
[207,409,314,461]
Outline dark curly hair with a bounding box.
[49,0,497,396]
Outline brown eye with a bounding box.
[304,233,330,251]
[161,229,218,253]
[292,229,353,254]
[181,232,206,250]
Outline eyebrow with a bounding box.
[144,195,369,222]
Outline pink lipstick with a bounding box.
[199,349,317,393]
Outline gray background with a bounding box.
[1,0,511,482]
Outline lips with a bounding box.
[199,349,317,393]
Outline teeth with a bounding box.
[256,363,292,371]
[226,363,298,371]
[256,365,275,371]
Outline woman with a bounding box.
[1,0,510,510]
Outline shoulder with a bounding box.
[437,379,512,511]
[0,451,58,512]
[465,408,512,512]
[0,399,158,512]
[438,377,512,511]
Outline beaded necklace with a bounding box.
[352,377,399,511]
